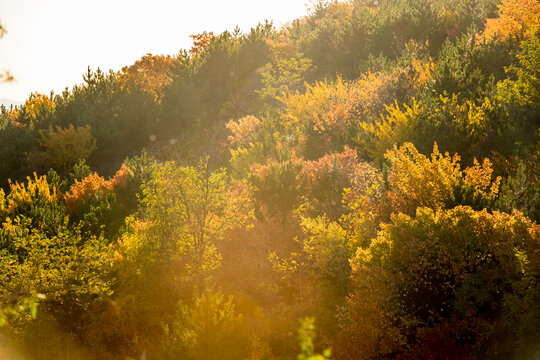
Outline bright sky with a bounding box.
[0,0,310,101]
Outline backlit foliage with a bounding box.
[120,54,177,102]
[400,55,435,92]
[363,94,493,161]
[1,1,540,358]
[361,99,422,162]
[226,115,261,147]
[189,31,215,55]
[162,287,251,360]
[0,227,113,354]
[257,53,314,103]
[302,146,382,220]
[27,124,97,175]
[265,30,297,61]
[1,173,58,217]
[64,172,110,214]
[0,230,112,306]
[482,0,540,42]
[344,206,540,358]
[126,160,253,279]
[495,36,540,108]
[4,93,55,129]
[24,92,55,125]
[279,72,396,156]
[63,163,134,223]
[385,142,500,214]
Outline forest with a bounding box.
[0,0,539,358]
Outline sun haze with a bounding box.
[0,0,309,101]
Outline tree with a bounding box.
[385,142,500,215]
[119,54,177,102]
[0,172,65,237]
[279,73,396,158]
[482,0,540,42]
[103,161,253,357]
[363,95,494,163]
[134,160,254,280]
[25,124,97,175]
[342,206,540,359]
[491,37,540,157]
[250,145,305,220]
[0,171,113,356]
[189,31,215,55]
[301,146,382,220]
[113,159,255,340]
[297,317,332,360]
[54,68,156,174]
[161,286,252,360]
[0,228,113,357]
[256,53,314,106]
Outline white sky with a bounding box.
[0,0,310,101]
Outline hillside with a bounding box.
[0,0,539,359]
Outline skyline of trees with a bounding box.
[0,0,539,358]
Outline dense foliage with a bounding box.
[0,0,539,358]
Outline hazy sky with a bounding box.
[0,0,310,101]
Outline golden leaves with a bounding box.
[64,164,134,214]
[64,172,110,214]
[385,142,500,214]
[226,115,261,147]
[26,124,97,175]
[463,158,501,200]
[3,173,58,216]
[189,31,215,55]
[119,54,177,102]
[482,0,540,42]
[25,93,55,123]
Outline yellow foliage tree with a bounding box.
[279,72,396,155]
[0,173,58,217]
[119,54,177,102]
[26,124,97,174]
[385,142,500,215]
[189,31,215,55]
[9,93,55,128]
[25,93,55,121]
[362,94,492,162]
[482,0,540,42]
[225,115,261,148]
[361,99,423,162]
[344,206,540,359]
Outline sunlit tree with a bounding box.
[482,0,540,42]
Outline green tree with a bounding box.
[297,317,332,360]
[162,287,251,360]
[491,37,540,156]
[134,160,254,280]
[54,68,156,174]
[104,161,253,357]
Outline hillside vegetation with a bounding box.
[0,0,539,358]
